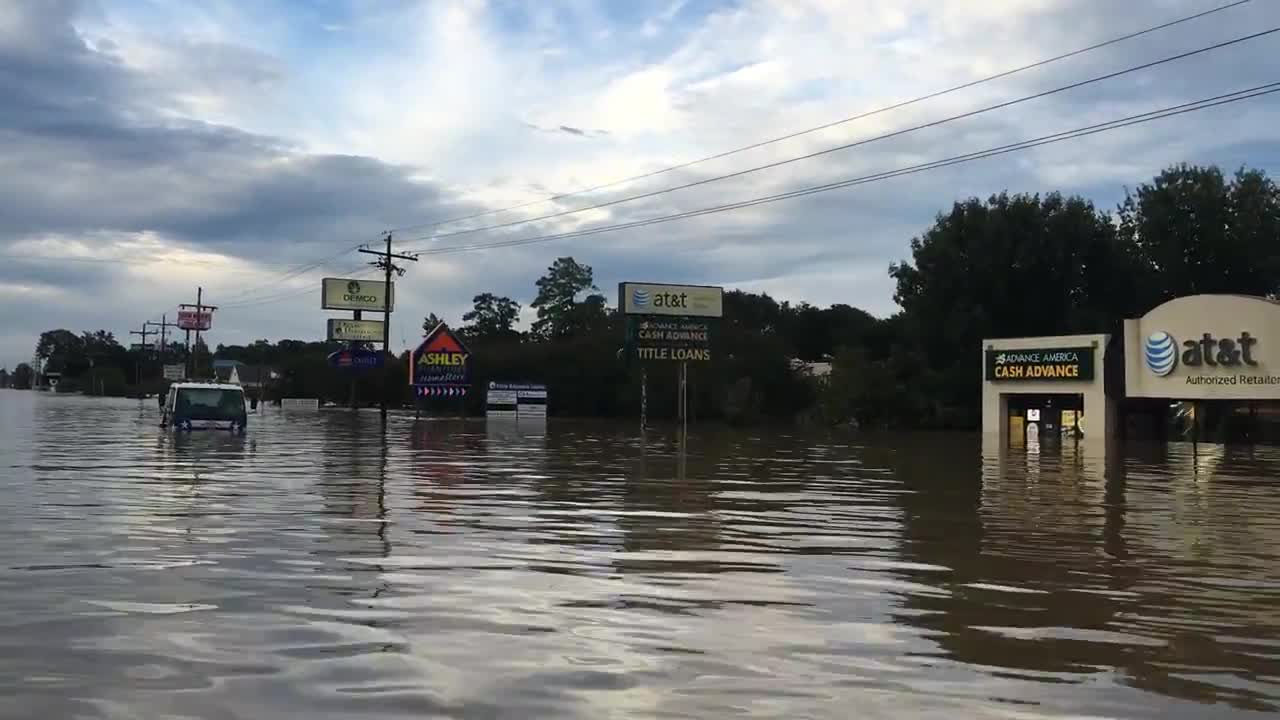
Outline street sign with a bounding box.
[411,323,472,388]
[176,309,213,330]
[163,364,185,381]
[129,343,156,352]
[327,318,385,342]
[327,348,385,370]
[619,282,724,317]
[322,278,395,312]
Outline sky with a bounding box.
[2,0,1279,370]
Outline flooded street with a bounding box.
[1,391,1278,719]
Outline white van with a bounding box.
[161,383,248,433]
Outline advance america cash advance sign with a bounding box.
[1125,295,1280,400]
[985,346,1095,381]
[633,317,713,361]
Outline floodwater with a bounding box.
[1,392,1278,719]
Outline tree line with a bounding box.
[17,164,1280,427]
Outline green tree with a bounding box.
[889,191,1132,428]
[35,329,85,374]
[462,293,521,340]
[1119,164,1280,306]
[12,363,33,389]
[530,257,597,339]
[422,313,444,334]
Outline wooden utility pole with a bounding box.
[129,324,154,386]
[147,316,177,361]
[180,289,217,380]
[358,233,417,426]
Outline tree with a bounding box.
[462,293,521,340]
[1119,164,1280,306]
[422,313,444,334]
[889,191,1132,427]
[530,257,597,339]
[12,363,33,389]
[36,329,85,374]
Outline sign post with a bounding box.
[619,282,723,441]
[411,323,472,414]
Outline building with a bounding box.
[983,294,1280,445]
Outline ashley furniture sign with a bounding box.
[985,346,1095,381]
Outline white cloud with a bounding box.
[2,0,1280,368]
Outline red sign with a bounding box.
[177,310,213,331]
[411,323,471,387]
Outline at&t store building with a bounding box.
[983,295,1280,446]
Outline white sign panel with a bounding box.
[619,282,723,317]
[322,278,395,312]
[486,382,548,419]
[177,309,212,330]
[327,318,385,342]
[162,364,185,381]
[1124,295,1280,400]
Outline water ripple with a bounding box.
[0,393,1277,718]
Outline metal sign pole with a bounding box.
[641,366,648,433]
[680,361,688,443]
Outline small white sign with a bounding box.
[327,318,385,342]
[1026,409,1041,422]
[163,364,185,381]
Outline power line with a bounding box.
[216,260,379,309]
[387,0,1253,237]
[401,25,1279,251]
[400,83,1280,258]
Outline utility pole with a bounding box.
[129,323,154,387]
[180,289,217,380]
[358,232,418,426]
[147,316,177,362]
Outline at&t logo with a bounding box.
[1145,331,1177,376]
[632,287,650,308]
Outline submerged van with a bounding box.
[161,383,248,433]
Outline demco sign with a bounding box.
[322,278,395,312]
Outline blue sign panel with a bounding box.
[327,348,384,370]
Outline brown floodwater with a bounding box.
[0,390,1277,718]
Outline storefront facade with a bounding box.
[982,295,1280,445]
[1122,294,1280,443]
[980,334,1112,446]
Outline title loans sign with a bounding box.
[985,347,1095,381]
[619,282,723,317]
[411,324,472,387]
[633,317,713,361]
[322,278,395,312]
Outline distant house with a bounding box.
[0,368,9,388]
[790,358,833,380]
[213,365,241,385]
[210,360,279,395]
[238,365,281,392]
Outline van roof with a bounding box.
[171,382,244,391]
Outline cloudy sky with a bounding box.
[2,0,1278,369]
